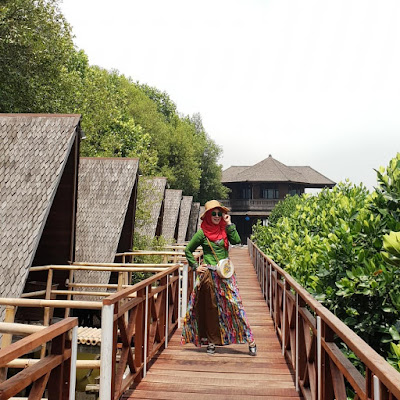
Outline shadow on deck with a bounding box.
[123,246,301,399]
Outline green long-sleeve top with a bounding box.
[185,224,241,270]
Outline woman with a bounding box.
[181,200,257,356]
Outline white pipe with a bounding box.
[99,304,114,400]
[165,275,169,348]
[69,326,78,400]
[181,264,189,318]
[317,316,321,400]
[295,293,299,392]
[143,285,149,377]
[374,375,380,400]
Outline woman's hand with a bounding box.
[196,264,208,274]
[223,213,232,225]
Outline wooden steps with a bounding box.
[123,246,301,399]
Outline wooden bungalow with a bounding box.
[161,189,182,243]
[0,114,82,320]
[176,196,193,244]
[187,202,200,240]
[73,157,139,299]
[135,177,167,239]
[221,154,336,241]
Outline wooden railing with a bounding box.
[0,248,200,399]
[0,317,78,400]
[248,239,400,400]
[220,198,280,211]
[100,265,180,399]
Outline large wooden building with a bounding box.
[221,155,336,241]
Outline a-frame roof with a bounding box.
[0,114,81,302]
[161,189,182,242]
[187,202,200,240]
[177,196,193,244]
[135,177,167,238]
[222,155,335,187]
[74,158,139,294]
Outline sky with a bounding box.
[60,0,400,190]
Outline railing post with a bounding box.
[143,285,149,377]
[69,325,78,400]
[282,278,286,356]
[100,303,115,400]
[269,263,272,315]
[181,264,189,319]
[178,267,181,328]
[165,275,169,348]
[317,316,321,400]
[262,257,265,296]
[295,292,299,392]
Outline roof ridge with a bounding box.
[270,157,290,179]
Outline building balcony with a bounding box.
[220,198,281,213]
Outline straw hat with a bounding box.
[200,200,230,220]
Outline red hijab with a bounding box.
[201,208,229,249]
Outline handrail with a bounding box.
[99,264,183,399]
[0,317,78,400]
[248,238,400,400]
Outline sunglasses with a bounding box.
[211,211,223,217]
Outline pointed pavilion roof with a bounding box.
[222,155,335,187]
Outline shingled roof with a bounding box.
[222,155,335,187]
[187,202,200,240]
[0,114,81,305]
[177,196,193,244]
[74,158,139,296]
[161,189,182,242]
[135,177,167,238]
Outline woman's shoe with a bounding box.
[207,344,216,355]
[249,342,257,356]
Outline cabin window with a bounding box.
[289,186,303,196]
[241,186,252,199]
[262,188,279,199]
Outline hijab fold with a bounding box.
[201,210,229,249]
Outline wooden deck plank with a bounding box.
[124,246,302,399]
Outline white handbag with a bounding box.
[216,258,235,279]
[206,238,235,279]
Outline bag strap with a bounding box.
[206,237,220,264]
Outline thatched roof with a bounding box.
[222,155,335,187]
[221,166,250,183]
[161,189,182,242]
[198,206,205,230]
[0,114,81,306]
[290,166,335,187]
[135,177,167,238]
[74,158,139,296]
[177,196,193,244]
[187,202,200,240]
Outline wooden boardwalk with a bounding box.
[124,246,301,399]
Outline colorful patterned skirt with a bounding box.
[181,268,254,347]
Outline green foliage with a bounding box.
[252,153,400,368]
[268,194,302,226]
[0,0,227,201]
[131,233,167,284]
[0,0,79,112]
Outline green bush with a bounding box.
[252,153,400,367]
